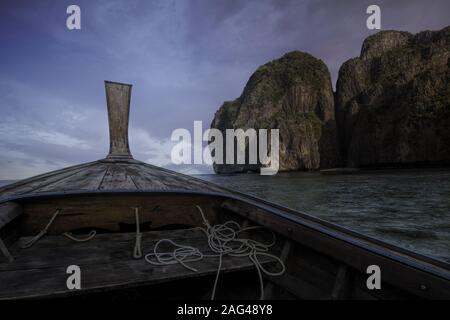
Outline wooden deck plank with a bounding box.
[33,163,109,192]
[124,164,172,191]
[0,229,207,272]
[0,228,273,299]
[134,162,225,193]
[98,164,138,190]
[0,162,98,200]
[130,164,198,191]
[0,202,22,229]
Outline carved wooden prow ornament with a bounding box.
[105,81,133,160]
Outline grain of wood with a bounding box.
[19,194,223,235]
[0,228,274,299]
[0,202,22,229]
[0,160,228,202]
[98,164,138,190]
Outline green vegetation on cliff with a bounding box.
[211,26,450,173]
[211,51,339,173]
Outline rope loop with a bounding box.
[21,209,96,249]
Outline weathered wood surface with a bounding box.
[0,162,97,200]
[0,160,227,202]
[98,163,137,190]
[0,202,22,229]
[264,239,291,299]
[222,200,450,300]
[36,163,110,193]
[0,238,13,263]
[19,194,222,236]
[331,265,350,299]
[105,81,133,160]
[0,228,273,299]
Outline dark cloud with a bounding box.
[0,0,449,178]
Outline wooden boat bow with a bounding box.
[0,81,448,300]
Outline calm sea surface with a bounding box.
[1,170,449,263]
[198,170,450,263]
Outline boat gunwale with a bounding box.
[0,161,100,195]
[1,189,449,281]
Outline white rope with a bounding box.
[132,207,143,259]
[22,209,61,249]
[63,230,97,242]
[21,209,96,248]
[145,205,286,300]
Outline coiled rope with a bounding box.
[145,205,285,300]
[21,209,96,249]
[21,206,285,299]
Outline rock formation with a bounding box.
[210,51,340,173]
[336,27,450,167]
[211,26,450,173]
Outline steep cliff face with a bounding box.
[336,27,450,167]
[211,51,340,173]
[211,27,450,173]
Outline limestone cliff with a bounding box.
[210,51,340,173]
[211,27,450,173]
[336,27,450,167]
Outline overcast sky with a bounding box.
[0,0,449,179]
